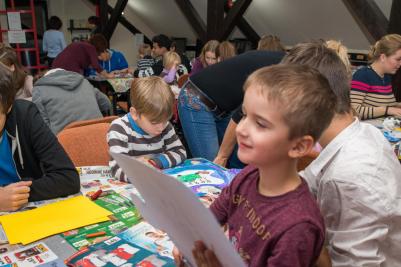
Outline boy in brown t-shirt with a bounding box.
[175,64,337,266]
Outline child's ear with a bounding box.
[129,107,139,120]
[288,135,314,159]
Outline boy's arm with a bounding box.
[267,222,324,267]
[25,103,80,201]
[149,123,187,169]
[214,119,238,167]
[107,122,130,182]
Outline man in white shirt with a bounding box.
[282,42,401,266]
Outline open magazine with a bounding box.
[65,236,174,267]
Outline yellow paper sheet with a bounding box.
[0,195,112,245]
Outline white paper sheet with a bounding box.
[8,30,26,44]
[7,12,21,30]
[111,152,245,267]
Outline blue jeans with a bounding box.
[178,87,243,168]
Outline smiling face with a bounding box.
[381,48,401,74]
[236,85,294,167]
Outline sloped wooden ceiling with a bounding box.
[124,0,392,51]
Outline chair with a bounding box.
[297,150,319,171]
[63,116,118,130]
[57,123,111,167]
[177,73,189,88]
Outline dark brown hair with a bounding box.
[89,33,108,55]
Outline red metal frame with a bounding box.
[0,0,47,72]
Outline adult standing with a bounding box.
[42,16,66,68]
[52,35,113,79]
[178,50,285,168]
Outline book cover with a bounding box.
[0,243,60,267]
[65,236,174,267]
[164,158,239,207]
[118,222,174,259]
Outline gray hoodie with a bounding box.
[32,69,111,135]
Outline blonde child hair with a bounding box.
[138,43,152,59]
[0,45,28,93]
[369,33,401,62]
[326,40,352,78]
[257,35,286,52]
[130,76,174,123]
[163,51,181,70]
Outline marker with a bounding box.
[90,189,103,201]
[85,231,106,238]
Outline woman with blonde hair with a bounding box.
[190,40,219,76]
[351,34,401,119]
[257,35,286,52]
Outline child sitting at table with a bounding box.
[175,64,337,266]
[0,63,80,211]
[137,44,155,71]
[161,51,182,96]
[107,76,187,181]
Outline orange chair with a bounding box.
[63,116,118,130]
[297,150,319,171]
[57,123,111,167]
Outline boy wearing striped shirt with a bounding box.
[107,76,187,181]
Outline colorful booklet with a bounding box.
[118,222,174,259]
[65,236,174,267]
[164,158,239,207]
[61,193,141,250]
[0,243,63,267]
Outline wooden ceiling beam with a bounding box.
[207,0,225,40]
[236,17,259,46]
[342,0,388,43]
[87,0,151,43]
[220,0,252,40]
[103,0,128,41]
[98,0,108,33]
[175,0,207,42]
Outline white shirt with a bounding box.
[300,118,401,267]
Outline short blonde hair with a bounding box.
[244,64,336,141]
[257,35,286,52]
[200,40,219,66]
[369,34,401,62]
[130,76,174,123]
[138,44,152,57]
[326,40,352,78]
[163,51,181,69]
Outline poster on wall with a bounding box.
[7,12,21,30]
[7,31,26,44]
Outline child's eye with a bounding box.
[256,121,267,128]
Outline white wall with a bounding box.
[47,0,154,66]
